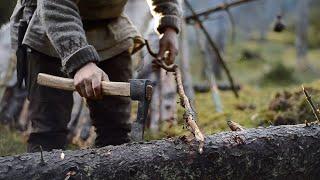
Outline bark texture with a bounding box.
[1,124,320,180]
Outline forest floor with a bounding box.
[1,31,320,156]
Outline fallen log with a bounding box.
[1,124,320,179]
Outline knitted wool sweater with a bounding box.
[10,0,182,74]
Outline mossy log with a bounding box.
[1,124,320,179]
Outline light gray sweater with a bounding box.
[10,0,182,75]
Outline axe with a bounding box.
[37,73,153,142]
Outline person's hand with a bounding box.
[74,62,109,99]
[158,27,179,65]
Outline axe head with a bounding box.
[129,79,153,142]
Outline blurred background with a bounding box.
[0,0,319,156]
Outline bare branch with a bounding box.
[185,0,260,22]
[145,40,205,153]
[302,85,320,122]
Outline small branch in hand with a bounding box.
[175,67,205,153]
[302,85,320,122]
[145,40,205,153]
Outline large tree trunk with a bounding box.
[1,124,320,179]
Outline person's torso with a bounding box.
[10,0,141,60]
[78,0,128,20]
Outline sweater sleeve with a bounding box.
[147,0,182,34]
[37,0,100,75]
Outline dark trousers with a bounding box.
[26,48,132,152]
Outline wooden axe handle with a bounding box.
[37,73,130,97]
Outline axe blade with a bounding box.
[129,79,152,142]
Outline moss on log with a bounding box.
[1,124,320,179]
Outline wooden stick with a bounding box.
[302,85,320,122]
[185,0,259,22]
[144,41,205,153]
[175,67,205,153]
[37,73,130,97]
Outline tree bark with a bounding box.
[1,124,320,179]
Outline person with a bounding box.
[10,0,181,152]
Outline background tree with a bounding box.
[295,0,310,70]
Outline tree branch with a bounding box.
[185,0,260,22]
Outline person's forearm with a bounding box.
[38,0,100,75]
[146,0,182,34]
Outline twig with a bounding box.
[39,145,46,166]
[184,0,239,98]
[302,85,320,122]
[174,67,205,151]
[227,120,244,131]
[225,8,236,44]
[145,40,205,153]
[185,0,259,22]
